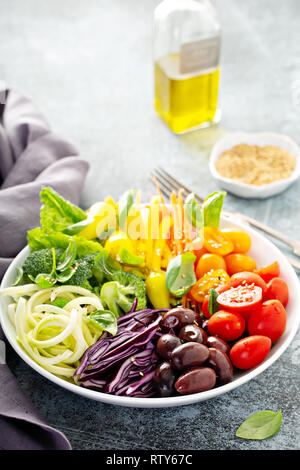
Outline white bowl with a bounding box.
[209,132,300,199]
[1,217,300,408]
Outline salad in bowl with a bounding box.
[0,186,298,407]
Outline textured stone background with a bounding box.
[1,0,300,450]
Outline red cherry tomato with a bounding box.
[265,277,289,307]
[230,335,271,369]
[201,296,210,319]
[207,310,245,342]
[217,284,263,313]
[248,299,287,343]
[255,261,280,283]
[229,272,267,296]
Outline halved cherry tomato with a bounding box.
[255,261,280,283]
[207,310,245,342]
[217,284,262,313]
[190,269,230,303]
[229,272,267,296]
[230,335,271,369]
[203,227,234,256]
[265,277,289,307]
[248,299,287,343]
[221,227,251,253]
[225,253,256,276]
[196,253,226,279]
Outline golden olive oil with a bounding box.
[154,54,220,134]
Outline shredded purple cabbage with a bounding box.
[74,304,168,397]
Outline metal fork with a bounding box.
[150,167,300,272]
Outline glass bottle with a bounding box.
[153,0,221,134]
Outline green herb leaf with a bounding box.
[12,267,23,287]
[62,218,93,236]
[236,410,282,440]
[185,193,204,229]
[31,273,56,289]
[51,298,69,308]
[57,240,77,272]
[55,265,78,283]
[119,248,144,266]
[118,189,135,230]
[89,309,118,336]
[208,288,219,315]
[203,191,226,228]
[166,253,196,298]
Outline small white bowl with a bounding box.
[209,132,300,199]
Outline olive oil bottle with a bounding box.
[153,0,221,134]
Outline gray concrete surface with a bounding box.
[1,0,300,450]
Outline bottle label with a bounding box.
[180,36,220,75]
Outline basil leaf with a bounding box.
[55,265,78,283]
[51,298,69,308]
[57,240,77,271]
[62,218,93,236]
[236,410,282,440]
[203,191,226,228]
[119,248,144,266]
[184,193,204,229]
[118,189,135,230]
[12,267,23,287]
[31,273,56,289]
[89,309,118,336]
[208,288,219,315]
[166,253,196,298]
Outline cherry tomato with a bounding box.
[190,269,230,303]
[186,238,208,264]
[225,253,256,276]
[196,253,226,279]
[229,272,267,296]
[230,335,271,369]
[217,284,262,313]
[207,310,245,342]
[203,227,234,256]
[201,296,210,319]
[255,261,280,283]
[265,277,289,307]
[248,299,287,343]
[221,227,251,253]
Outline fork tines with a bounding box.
[150,167,204,203]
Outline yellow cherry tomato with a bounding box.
[221,227,251,253]
[145,271,170,309]
[203,226,234,256]
[196,253,226,279]
[80,201,117,240]
[105,231,135,260]
[225,253,256,276]
[190,269,230,303]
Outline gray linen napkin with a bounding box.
[0,88,90,450]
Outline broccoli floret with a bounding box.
[100,270,147,317]
[22,248,63,280]
[67,254,96,288]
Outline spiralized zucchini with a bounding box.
[0,284,105,379]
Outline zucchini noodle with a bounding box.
[0,284,106,380]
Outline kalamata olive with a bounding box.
[206,347,233,385]
[171,342,209,370]
[154,361,176,397]
[207,336,230,355]
[202,319,209,333]
[179,325,207,345]
[161,307,201,331]
[157,334,182,360]
[175,367,216,394]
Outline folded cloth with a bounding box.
[0,88,89,279]
[0,88,90,450]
